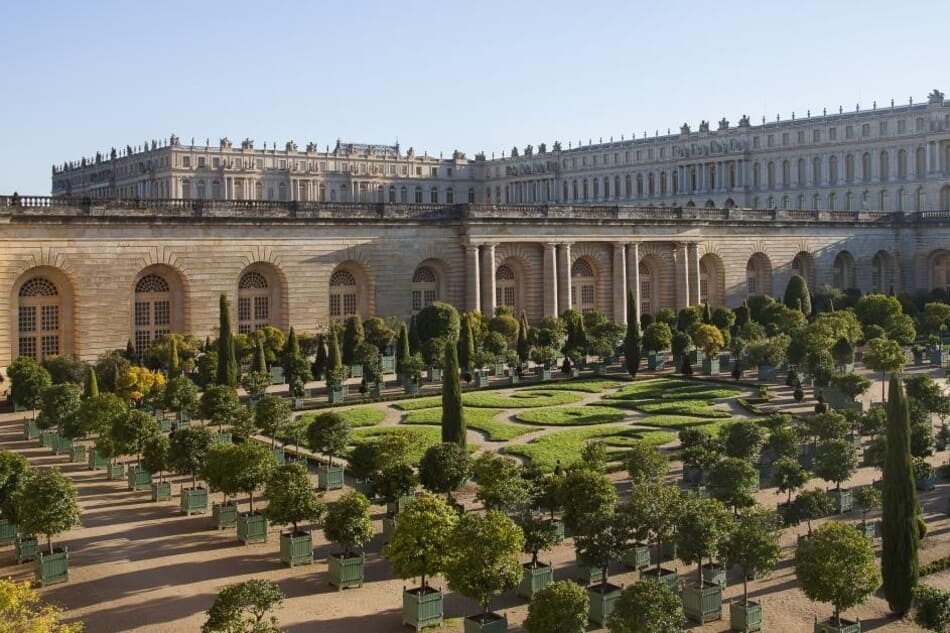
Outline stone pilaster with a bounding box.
[688,242,701,305]
[612,242,627,323]
[480,243,496,317]
[465,243,481,313]
[557,242,572,313]
[626,242,641,325]
[676,242,690,310]
[542,242,558,318]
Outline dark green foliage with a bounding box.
[215,294,238,387]
[517,511,563,568]
[784,274,812,315]
[0,450,32,524]
[251,335,266,374]
[881,376,919,616]
[574,508,633,589]
[141,434,170,481]
[281,328,311,398]
[341,316,365,366]
[517,313,530,363]
[419,442,471,499]
[771,456,809,504]
[325,328,343,386]
[675,494,734,584]
[201,578,284,633]
[523,580,589,633]
[788,489,834,534]
[41,354,88,385]
[441,339,465,447]
[624,289,642,377]
[306,411,351,466]
[324,491,373,555]
[169,425,214,488]
[458,313,475,372]
[13,468,80,553]
[724,506,783,603]
[624,441,667,484]
[913,585,950,633]
[560,468,617,535]
[814,439,858,490]
[415,302,460,347]
[395,324,411,376]
[722,420,767,461]
[707,457,759,513]
[7,356,52,413]
[36,383,82,432]
[264,462,325,532]
[607,580,685,633]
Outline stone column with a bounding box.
[465,243,481,313]
[688,242,701,305]
[626,242,641,325]
[612,242,627,323]
[676,242,690,310]
[557,242,572,313]
[543,243,558,318]
[480,243,496,317]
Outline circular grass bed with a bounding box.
[462,390,584,408]
[298,405,386,428]
[514,406,628,426]
[401,407,534,441]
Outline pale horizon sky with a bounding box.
[1,0,947,194]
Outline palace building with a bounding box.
[1,90,948,367]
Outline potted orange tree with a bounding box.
[264,462,325,567]
[325,491,374,590]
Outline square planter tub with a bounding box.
[730,600,763,632]
[23,420,40,440]
[640,566,679,593]
[403,587,443,631]
[622,542,652,570]
[702,562,727,588]
[517,562,553,600]
[588,583,623,626]
[280,531,313,567]
[87,449,109,471]
[318,465,345,491]
[35,547,69,586]
[814,617,861,633]
[107,463,125,481]
[0,519,17,546]
[150,481,172,502]
[328,551,364,590]
[828,488,853,514]
[574,554,604,586]
[127,466,152,491]
[180,487,209,515]
[464,613,507,633]
[69,444,87,464]
[683,581,723,623]
[237,512,268,544]
[212,502,238,529]
[15,536,38,564]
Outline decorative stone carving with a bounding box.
[680,123,691,135]
[718,117,729,131]
[738,115,750,128]
[699,120,710,133]
[220,138,232,150]
[928,89,945,104]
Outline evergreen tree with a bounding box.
[458,313,475,372]
[326,327,343,386]
[281,327,311,398]
[441,338,465,447]
[516,312,530,363]
[396,323,410,376]
[312,334,328,380]
[624,289,642,378]
[84,366,99,399]
[216,294,238,387]
[251,335,267,373]
[702,302,713,324]
[881,375,919,616]
[168,336,181,377]
[784,274,812,316]
[125,339,136,361]
[408,314,421,355]
[341,316,365,366]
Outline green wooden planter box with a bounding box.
[107,463,126,480]
[683,581,723,623]
[404,382,421,395]
[647,352,663,370]
[426,367,442,382]
[237,513,268,544]
[35,548,69,586]
[916,474,937,491]
[547,518,565,540]
[381,355,396,373]
[88,448,108,471]
[150,481,172,502]
[640,566,679,593]
[329,385,347,404]
[730,600,763,632]
[474,372,489,388]
[212,502,238,529]
[588,583,623,626]
[0,519,17,545]
[688,349,705,363]
[279,531,313,567]
[69,444,87,463]
[318,465,345,491]
[369,383,384,398]
[622,542,652,570]
[574,554,604,586]
[180,487,209,515]
[328,552,364,590]
[402,587,443,630]
[348,364,363,379]
[355,479,374,499]
[463,613,507,633]
[517,563,553,599]
[659,540,677,562]
[702,562,727,588]
[23,420,40,440]
[40,430,55,448]
[270,366,285,384]
[158,418,173,432]
[127,466,152,491]
[387,494,415,515]
[382,515,396,544]
[492,362,505,376]
[508,374,520,385]
[814,618,861,633]
[757,364,777,382]
[592,362,608,376]
[216,431,232,444]
[15,536,38,563]
[856,520,878,539]
[703,357,720,375]
[537,368,552,381]
[828,488,853,514]
[270,446,286,465]
[52,435,72,455]
[292,397,305,409]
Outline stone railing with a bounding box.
[0,195,943,226]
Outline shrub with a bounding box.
[324,491,373,556]
[523,580,588,633]
[913,585,950,633]
[418,442,471,500]
[201,578,283,633]
[607,580,685,633]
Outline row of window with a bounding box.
[178,179,478,204]
[178,155,459,178]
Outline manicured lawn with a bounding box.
[401,407,534,441]
[632,414,720,428]
[608,381,741,401]
[632,399,733,418]
[504,426,675,472]
[393,390,584,411]
[349,425,443,463]
[297,405,386,428]
[514,406,628,426]
[521,378,618,393]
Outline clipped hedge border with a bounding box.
[920,554,950,577]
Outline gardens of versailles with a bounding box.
[0,91,949,633]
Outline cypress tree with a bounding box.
[84,367,99,399]
[408,314,421,355]
[517,312,530,363]
[624,289,642,378]
[252,335,267,373]
[735,300,750,327]
[702,302,713,324]
[326,327,343,385]
[783,274,812,316]
[341,316,365,366]
[881,375,918,616]
[282,327,310,398]
[312,334,328,380]
[441,338,465,447]
[458,313,474,372]
[125,339,136,361]
[216,294,238,387]
[396,323,410,376]
[168,336,181,378]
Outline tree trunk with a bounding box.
[48,535,53,554]
[249,491,254,513]
[531,550,538,568]
[421,574,427,591]
[743,576,749,604]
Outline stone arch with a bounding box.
[704,199,716,208]
[928,248,950,294]
[698,253,726,307]
[329,260,373,321]
[237,262,288,334]
[570,256,599,313]
[833,250,857,289]
[10,266,76,362]
[410,258,450,313]
[133,264,187,351]
[495,255,529,316]
[724,198,736,209]
[746,252,773,297]
[637,253,670,316]
[791,251,817,290]
[870,250,896,294]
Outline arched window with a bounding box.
[238,271,270,334]
[212,180,221,199]
[182,179,192,199]
[813,157,822,184]
[782,160,790,187]
[880,189,889,210]
[862,153,872,183]
[746,253,772,296]
[329,270,358,320]
[797,194,805,210]
[17,278,61,361]
[792,252,816,290]
[897,149,907,179]
[411,266,439,312]
[916,188,925,211]
[845,154,854,182]
[571,259,596,313]
[699,259,710,304]
[871,251,892,293]
[467,187,475,203]
[637,174,643,196]
[934,252,950,294]
[879,151,890,181]
[846,191,854,211]
[278,182,287,201]
[134,274,172,351]
[767,162,775,188]
[197,180,206,199]
[753,163,761,189]
[446,187,454,204]
[414,187,423,203]
[829,156,838,185]
[833,252,856,289]
[916,147,926,177]
[430,187,438,204]
[389,186,396,203]
[400,186,408,203]
[638,261,656,316]
[828,192,837,211]
[495,265,517,310]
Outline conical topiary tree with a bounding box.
[326,328,344,387]
[251,335,267,374]
[84,366,99,399]
[396,323,411,377]
[216,294,238,387]
[312,334,328,381]
[168,336,181,378]
[624,289,642,378]
[281,327,311,399]
[441,338,465,447]
[783,274,812,316]
[517,311,530,364]
[341,316,365,367]
[458,313,475,373]
[881,375,919,616]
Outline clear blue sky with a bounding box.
[1,0,946,194]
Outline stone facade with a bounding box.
[1,195,949,367]
[52,90,950,211]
